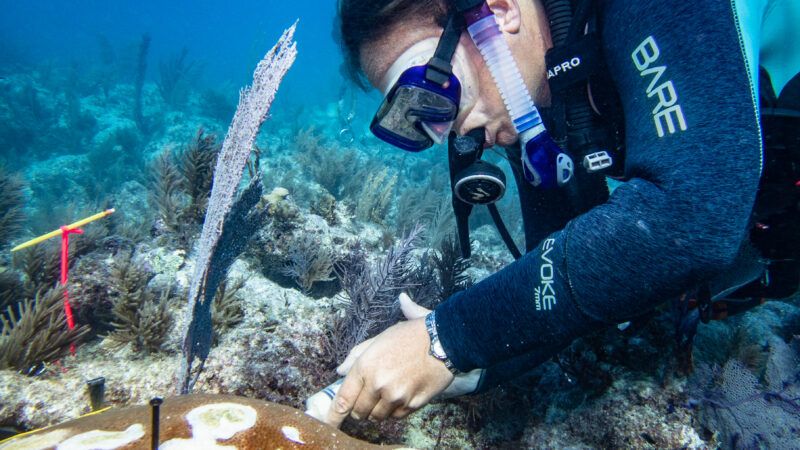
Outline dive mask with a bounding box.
[370,65,461,152]
[371,1,574,189]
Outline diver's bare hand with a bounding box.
[324,316,454,427]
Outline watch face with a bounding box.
[432,340,446,359]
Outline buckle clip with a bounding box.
[583,151,613,173]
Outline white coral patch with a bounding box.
[0,429,71,450]
[56,424,145,450]
[281,425,305,444]
[185,403,257,441]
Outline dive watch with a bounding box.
[425,311,460,375]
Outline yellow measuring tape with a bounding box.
[11,209,115,252]
[0,406,113,444]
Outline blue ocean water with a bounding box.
[0,0,345,108]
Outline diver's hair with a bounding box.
[335,0,450,89]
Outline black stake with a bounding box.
[86,377,106,411]
[150,397,163,450]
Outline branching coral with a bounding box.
[402,234,471,311]
[158,48,199,109]
[0,270,22,312]
[354,168,397,225]
[148,130,221,241]
[149,150,184,232]
[310,191,338,226]
[281,234,335,294]
[325,225,422,366]
[211,277,246,340]
[0,166,26,250]
[433,234,472,301]
[13,241,61,300]
[405,250,440,310]
[294,127,358,198]
[393,170,448,227]
[0,287,89,374]
[394,175,454,249]
[423,195,456,250]
[106,253,173,354]
[109,289,173,354]
[179,129,220,224]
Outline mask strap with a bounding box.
[425,14,463,85]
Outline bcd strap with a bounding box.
[541,0,620,218]
[426,14,463,86]
[545,35,603,94]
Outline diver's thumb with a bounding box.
[399,292,430,320]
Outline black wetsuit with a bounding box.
[434,0,771,390]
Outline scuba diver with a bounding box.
[322,0,800,427]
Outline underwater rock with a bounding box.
[134,245,187,293]
[0,394,409,449]
[24,154,90,208]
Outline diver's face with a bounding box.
[361,0,552,148]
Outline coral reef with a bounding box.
[210,277,245,339]
[149,150,184,233]
[148,129,220,242]
[158,48,199,109]
[0,270,22,313]
[354,168,398,226]
[0,287,89,374]
[0,394,403,450]
[692,345,800,449]
[106,253,173,354]
[13,241,61,300]
[281,234,335,294]
[294,127,359,199]
[689,300,800,448]
[178,129,220,223]
[0,167,25,251]
[325,226,422,367]
[432,234,472,301]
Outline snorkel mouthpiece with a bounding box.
[457,1,573,188]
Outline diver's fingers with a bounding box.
[390,405,416,419]
[399,292,430,320]
[325,371,364,428]
[350,382,381,421]
[368,396,404,421]
[336,338,374,376]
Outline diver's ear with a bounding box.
[486,0,522,34]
